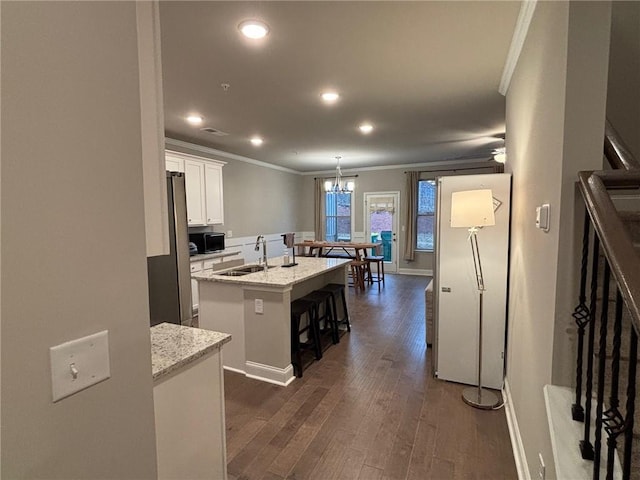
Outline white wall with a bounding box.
[504,2,610,478]
[2,2,158,477]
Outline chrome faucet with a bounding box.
[255,235,268,270]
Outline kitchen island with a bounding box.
[151,323,231,479]
[193,256,351,385]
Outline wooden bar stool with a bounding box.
[364,255,385,291]
[300,290,338,349]
[290,298,322,378]
[318,283,351,341]
[349,260,367,292]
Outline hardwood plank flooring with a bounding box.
[224,274,517,480]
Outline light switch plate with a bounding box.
[50,330,110,402]
[255,298,264,314]
[536,204,550,232]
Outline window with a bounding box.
[416,180,436,250]
[325,192,352,241]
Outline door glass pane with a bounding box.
[368,195,395,261]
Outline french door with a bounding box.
[364,192,400,273]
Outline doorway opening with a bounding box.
[364,191,400,273]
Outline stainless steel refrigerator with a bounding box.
[147,172,192,326]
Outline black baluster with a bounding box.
[623,328,638,480]
[603,289,624,480]
[573,210,592,422]
[581,235,599,460]
[593,263,610,479]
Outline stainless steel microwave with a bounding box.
[189,232,225,254]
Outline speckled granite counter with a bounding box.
[192,256,351,287]
[151,323,231,381]
[190,249,241,262]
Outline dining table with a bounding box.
[294,241,381,261]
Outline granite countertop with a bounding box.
[192,255,351,288]
[151,323,232,381]
[190,249,241,261]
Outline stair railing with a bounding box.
[571,119,640,479]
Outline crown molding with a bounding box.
[303,156,495,176]
[164,138,302,175]
[166,137,495,177]
[499,0,538,96]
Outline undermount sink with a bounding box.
[217,270,251,277]
[217,265,275,276]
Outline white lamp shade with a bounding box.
[450,189,496,228]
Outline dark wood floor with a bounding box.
[223,274,517,480]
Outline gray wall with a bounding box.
[2,2,158,477]
[504,2,610,478]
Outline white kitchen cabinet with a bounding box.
[204,162,224,225]
[183,159,206,226]
[165,151,225,226]
[152,324,230,480]
[165,153,184,173]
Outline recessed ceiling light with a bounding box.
[250,136,263,146]
[321,92,340,104]
[239,20,269,39]
[186,115,203,125]
[359,123,374,134]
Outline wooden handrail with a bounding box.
[578,170,640,335]
[604,119,640,171]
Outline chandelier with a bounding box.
[324,156,355,193]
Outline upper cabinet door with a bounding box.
[165,153,184,173]
[183,159,206,226]
[204,163,224,225]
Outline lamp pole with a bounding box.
[462,227,499,409]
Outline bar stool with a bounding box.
[364,255,385,291]
[290,298,322,378]
[318,283,351,341]
[349,260,367,292]
[300,290,338,349]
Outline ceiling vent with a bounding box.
[200,127,229,136]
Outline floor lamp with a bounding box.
[450,189,499,410]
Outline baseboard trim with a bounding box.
[397,268,433,276]
[503,379,531,480]
[245,361,295,387]
[222,365,246,375]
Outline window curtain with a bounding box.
[314,178,325,240]
[403,171,419,261]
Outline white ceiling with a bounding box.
[159,1,520,173]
